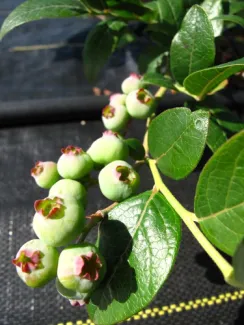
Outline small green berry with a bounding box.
[87,131,129,165]
[56,278,90,306]
[109,93,127,106]
[121,73,142,94]
[49,179,87,206]
[57,146,93,180]
[98,160,140,201]
[102,104,129,132]
[126,88,155,119]
[33,196,85,247]
[57,244,106,297]
[12,239,59,288]
[31,161,59,189]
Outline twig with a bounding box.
[76,202,118,243]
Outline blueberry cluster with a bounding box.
[12,74,156,306]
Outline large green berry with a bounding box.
[121,73,142,94]
[98,160,140,201]
[57,146,93,180]
[87,131,129,165]
[109,93,127,106]
[31,161,59,189]
[102,104,129,132]
[126,88,155,119]
[33,196,85,247]
[12,239,59,288]
[57,244,106,297]
[49,179,87,206]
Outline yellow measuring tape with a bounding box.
[56,290,244,325]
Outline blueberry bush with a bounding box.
[1,1,244,324]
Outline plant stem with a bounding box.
[155,87,167,98]
[148,159,234,281]
[76,202,117,243]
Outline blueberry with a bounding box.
[87,131,129,165]
[12,239,59,288]
[57,146,93,180]
[99,160,140,201]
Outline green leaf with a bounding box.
[183,0,202,7]
[142,72,176,90]
[230,1,244,15]
[138,45,167,74]
[125,138,145,160]
[0,0,85,39]
[83,22,114,82]
[212,14,244,27]
[184,57,244,99]
[83,0,107,11]
[108,3,154,21]
[156,0,184,26]
[106,20,127,32]
[170,5,215,84]
[201,0,223,37]
[233,240,244,286]
[207,119,227,152]
[210,107,244,133]
[88,191,181,325]
[195,131,244,256]
[148,108,209,180]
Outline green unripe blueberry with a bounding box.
[98,160,140,201]
[12,239,59,288]
[33,196,85,247]
[102,104,129,132]
[87,131,129,165]
[49,179,87,206]
[126,88,155,119]
[121,73,142,95]
[57,146,93,180]
[56,278,90,306]
[109,93,127,106]
[31,161,60,189]
[57,244,106,297]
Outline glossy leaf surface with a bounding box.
[195,131,244,256]
[170,5,215,84]
[88,191,181,325]
[0,0,85,39]
[184,57,244,99]
[148,108,209,180]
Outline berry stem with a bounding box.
[155,87,167,98]
[76,202,118,243]
[148,158,234,283]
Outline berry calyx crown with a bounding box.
[137,89,152,105]
[31,161,44,177]
[74,252,102,282]
[115,165,137,185]
[61,146,83,156]
[102,105,115,119]
[12,250,43,273]
[34,197,65,219]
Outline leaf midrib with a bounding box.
[198,201,244,222]
[199,65,240,99]
[156,114,193,162]
[93,191,157,315]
